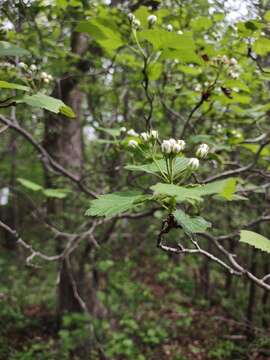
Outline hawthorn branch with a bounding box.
[0,114,97,198]
[142,56,154,130]
[156,214,270,291]
[0,219,99,266]
[205,137,270,183]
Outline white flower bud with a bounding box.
[127,129,139,137]
[18,62,27,70]
[177,30,183,35]
[29,64,37,71]
[128,139,138,148]
[167,24,173,32]
[140,132,150,141]
[128,13,135,22]
[40,71,48,79]
[188,158,200,170]
[177,139,185,151]
[221,55,229,65]
[196,143,209,159]
[120,127,126,133]
[43,78,50,83]
[47,74,53,81]
[133,19,141,29]
[147,14,157,25]
[150,129,158,139]
[172,143,181,154]
[169,138,177,147]
[228,70,239,79]
[161,140,172,154]
[230,58,237,66]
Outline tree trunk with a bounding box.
[43,32,88,317]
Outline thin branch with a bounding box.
[0,114,97,198]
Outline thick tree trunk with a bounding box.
[43,33,88,317]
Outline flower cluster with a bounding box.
[161,138,185,154]
[40,71,53,83]
[17,62,53,83]
[212,55,240,79]
[140,129,158,141]
[126,128,210,172]
[127,128,159,148]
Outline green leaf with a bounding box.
[86,191,151,218]
[17,178,43,191]
[42,188,70,199]
[17,93,75,118]
[139,29,195,51]
[191,16,213,31]
[253,38,270,56]
[151,183,203,202]
[0,41,30,57]
[76,17,123,51]
[0,81,30,91]
[148,63,163,81]
[223,80,250,93]
[173,209,211,234]
[201,178,237,200]
[240,230,270,253]
[151,178,237,202]
[125,157,190,178]
[161,48,203,65]
[242,144,270,157]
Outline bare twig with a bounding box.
[0,114,97,198]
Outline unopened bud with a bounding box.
[127,129,139,137]
[128,140,138,148]
[161,140,172,154]
[133,19,141,29]
[188,158,200,170]
[147,14,157,25]
[196,143,209,159]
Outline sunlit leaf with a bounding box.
[240,230,270,253]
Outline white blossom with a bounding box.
[172,143,182,154]
[221,55,229,65]
[177,139,185,151]
[147,14,157,25]
[128,13,135,22]
[127,129,139,137]
[140,132,150,141]
[196,143,209,159]
[120,126,126,133]
[150,129,158,139]
[169,138,176,146]
[133,19,141,29]
[228,70,239,79]
[18,62,27,70]
[177,30,183,35]
[167,24,173,32]
[230,57,238,66]
[128,139,138,148]
[189,158,200,170]
[161,140,172,154]
[188,157,200,170]
[29,64,37,71]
